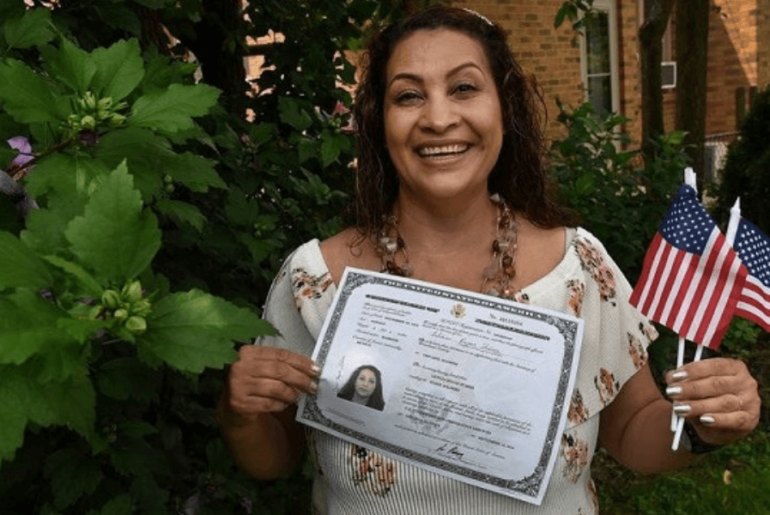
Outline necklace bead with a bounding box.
[375,195,520,298]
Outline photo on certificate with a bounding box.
[297,268,584,505]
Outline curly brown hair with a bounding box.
[352,5,574,236]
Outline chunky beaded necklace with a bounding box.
[375,193,520,298]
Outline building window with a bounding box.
[580,0,620,117]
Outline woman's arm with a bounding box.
[217,345,319,479]
[599,359,760,474]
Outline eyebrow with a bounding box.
[387,62,485,88]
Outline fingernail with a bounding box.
[309,380,318,393]
[673,403,691,414]
[666,386,683,397]
[700,415,715,425]
[672,370,688,381]
[311,363,321,374]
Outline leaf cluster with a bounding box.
[549,99,687,282]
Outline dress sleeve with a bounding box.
[255,240,335,357]
[570,228,659,420]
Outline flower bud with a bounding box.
[122,280,143,303]
[98,97,113,110]
[89,306,103,320]
[109,114,126,127]
[81,115,96,129]
[164,184,175,194]
[102,290,121,309]
[131,299,152,316]
[125,316,147,334]
[84,92,97,110]
[163,174,173,184]
[114,309,129,321]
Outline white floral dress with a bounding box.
[257,228,657,515]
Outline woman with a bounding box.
[218,6,761,513]
[337,365,386,411]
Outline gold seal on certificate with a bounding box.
[297,268,584,505]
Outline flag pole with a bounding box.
[671,196,742,450]
[671,168,700,431]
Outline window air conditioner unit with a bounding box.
[662,61,676,89]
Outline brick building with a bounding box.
[453,0,770,158]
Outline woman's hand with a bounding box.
[220,345,319,427]
[665,357,761,446]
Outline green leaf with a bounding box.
[0,231,53,289]
[91,39,144,102]
[25,153,110,200]
[155,199,206,232]
[65,163,161,283]
[43,255,103,298]
[129,84,220,133]
[0,289,70,365]
[140,290,276,373]
[165,152,227,192]
[320,131,343,168]
[278,96,313,131]
[21,195,86,256]
[0,59,61,123]
[41,38,97,95]
[95,127,172,200]
[46,447,103,509]
[3,8,54,49]
[132,0,173,7]
[100,495,133,515]
[0,367,31,463]
[97,358,159,402]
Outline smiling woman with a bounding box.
[218,5,762,515]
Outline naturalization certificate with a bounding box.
[296,268,584,505]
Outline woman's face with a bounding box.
[383,29,504,204]
[355,368,377,398]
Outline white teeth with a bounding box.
[418,144,468,156]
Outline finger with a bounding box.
[665,374,745,401]
[240,345,320,378]
[686,411,760,445]
[672,393,745,418]
[229,377,303,414]
[235,346,320,393]
[665,357,748,384]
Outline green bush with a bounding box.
[549,99,687,282]
[710,87,770,231]
[0,1,393,513]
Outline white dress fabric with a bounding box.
[257,227,657,515]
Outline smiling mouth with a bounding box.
[417,144,469,158]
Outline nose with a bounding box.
[418,96,459,133]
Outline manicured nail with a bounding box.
[672,370,688,381]
[673,403,692,414]
[311,363,321,374]
[700,415,716,425]
[309,380,318,393]
[666,386,683,397]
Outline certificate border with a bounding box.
[300,270,580,499]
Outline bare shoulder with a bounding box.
[320,228,379,284]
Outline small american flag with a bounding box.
[733,218,770,331]
[630,185,747,349]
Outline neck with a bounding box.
[352,393,370,405]
[394,191,497,256]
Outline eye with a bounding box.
[393,89,423,105]
[452,81,478,96]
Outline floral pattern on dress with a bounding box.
[349,445,396,497]
[292,267,333,311]
[567,279,585,317]
[568,388,590,426]
[575,237,617,304]
[639,321,658,341]
[561,432,590,483]
[586,478,599,512]
[627,332,648,370]
[594,367,620,406]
